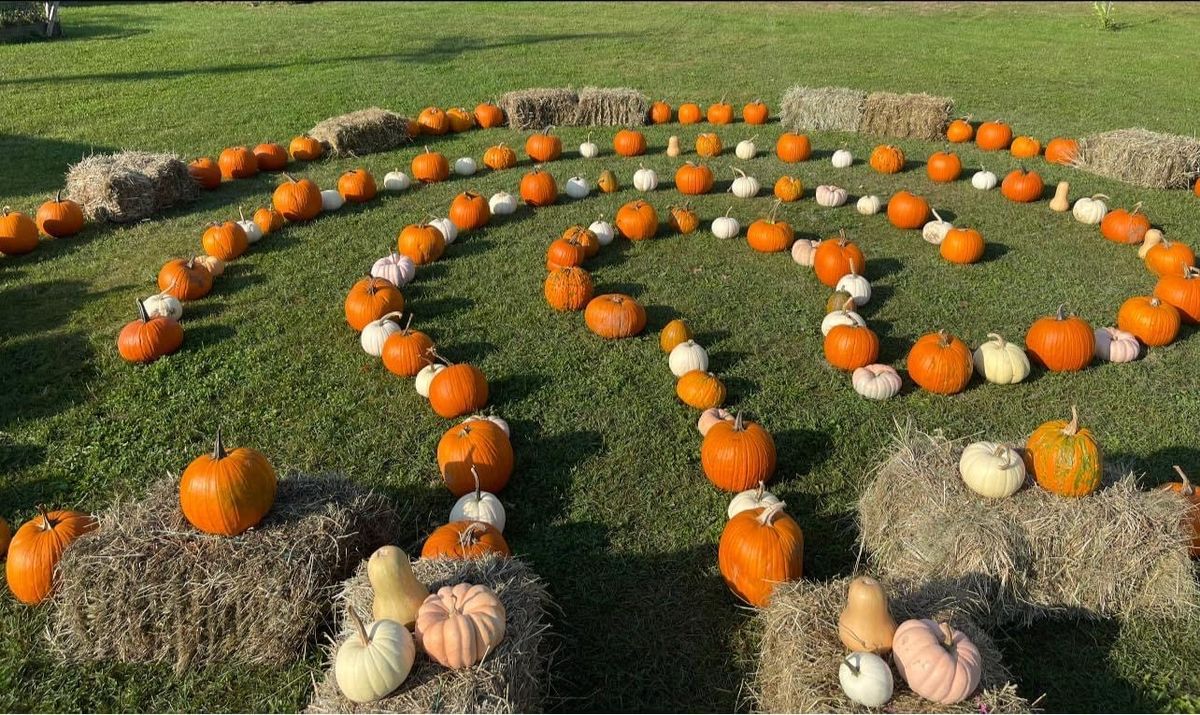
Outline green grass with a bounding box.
[2,2,1200,712]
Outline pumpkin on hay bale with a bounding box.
[753,576,1031,713]
[573,87,650,126]
[64,151,198,223]
[1072,127,1200,189]
[308,107,413,156]
[857,421,1198,627]
[778,86,866,133]
[498,87,580,130]
[46,474,410,674]
[858,91,953,142]
[305,555,553,714]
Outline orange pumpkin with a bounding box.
[660,319,692,353]
[188,158,222,189]
[946,118,974,143]
[1010,136,1042,158]
[742,100,769,125]
[483,143,517,170]
[562,225,600,257]
[449,191,490,231]
[35,191,85,238]
[869,145,905,174]
[615,200,658,241]
[676,370,726,410]
[157,257,212,301]
[824,324,880,371]
[776,133,812,162]
[773,176,804,202]
[813,230,866,287]
[1100,205,1151,245]
[218,146,258,179]
[1000,169,1044,203]
[201,221,248,262]
[1154,266,1200,324]
[0,208,38,255]
[701,412,777,493]
[6,507,96,604]
[613,129,647,157]
[474,102,505,128]
[678,102,703,124]
[179,430,277,536]
[906,330,973,395]
[975,121,1013,151]
[288,135,324,161]
[707,99,734,125]
[118,300,183,364]
[1160,466,1200,557]
[525,128,562,162]
[926,152,962,183]
[397,222,446,265]
[445,107,476,133]
[1026,406,1102,498]
[272,174,322,221]
[253,207,285,235]
[746,203,794,253]
[421,521,509,560]
[718,502,803,607]
[417,106,449,135]
[252,142,288,171]
[544,266,594,311]
[1117,295,1180,347]
[344,277,405,331]
[519,168,558,207]
[675,162,714,195]
[887,191,930,230]
[1045,137,1079,165]
[428,360,489,418]
[650,100,672,124]
[940,227,985,265]
[545,236,586,271]
[695,133,723,157]
[437,419,513,495]
[1144,237,1195,277]
[381,317,435,377]
[668,205,700,235]
[337,168,377,203]
[411,147,450,183]
[584,294,646,339]
[1025,304,1095,372]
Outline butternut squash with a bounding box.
[1049,181,1070,212]
[837,576,897,655]
[667,135,681,158]
[368,546,429,629]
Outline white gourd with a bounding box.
[959,441,1026,499]
[972,333,1031,384]
[589,219,615,246]
[922,209,952,245]
[815,185,848,207]
[415,363,445,398]
[831,149,854,169]
[711,209,740,239]
[360,312,403,357]
[143,292,183,322]
[851,364,902,400]
[579,134,599,159]
[730,168,760,198]
[383,170,411,192]
[236,208,263,244]
[839,652,894,708]
[821,309,866,336]
[321,189,345,211]
[1072,194,1109,225]
[371,253,416,288]
[564,176,590,199]
[971,169,998,191]
[488,192,517,215]
[453,157,477,176]
[1094,326,1140,363]
[735,137,757,160]
[791,239,819,267]
[668,340,708,377]
[334,613,415,704]
[633,166,658,192]
[726,481,781,519]
[467,413,511,437]
[449,466,506,533]
[429,217,457,245]
[835,271,871,307]
[856,195,883,215]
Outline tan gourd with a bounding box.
[368,545,429,629]
[667,136,681,157]
[1138,228,1165,259]
[1049,181,1070,212]
[598,169,618,194]
[837,576,898,655]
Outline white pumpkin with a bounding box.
[589,219,615,246]
[959,441,1026,499]
[488,191,517,215]
[237,208,263,244]
[668,340,708,377]
[335,613,415,704]
[856,195,883,216]
[851,364,902,400]
[414,363,445,398]
[821,308,866,336]
[453,157,477,176]
[371,253,416,288]
[579,134,599,159]
[383,170,411,192]
[143,292,183,322]
[564,176,590,199]
[971,169,998,191]
[711,209,740,239]
[735,137,757,160]
[972,333,1030,384]
[791,239,819,267]
[726,482,781,520]
[1138,229,1165,259]
[922,209,952,245]
[633,166,659,192]
[697,407,734,436]
[449,468,506,533]
[1094,326,1140,363]
[360,313,403,356]
[428,217,457,245]
[815,185,848,207]
[839,651,893,708]
[321,189,345,211]
[1072,194,1109,225]
[831,149,853,169]
[467,413,511,437]
[835,271,871,307]
[730,168,760,198]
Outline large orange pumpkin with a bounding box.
[906,330,973,395]
[6,507,96,605]
[615,200,658,241]
[417,106,449,135]
[1045,137,1079,165]
[344,277,405,331]
[397,223,446,265]
[926,152,962,183]
[1154,266,1200,324]
[157,257,212,301]
[428,361,489,418]
[179,430,277,536]
[411,147,450,183]
[613,129,647,157]
[474,102,505,128]
[381,318,435,377]
[218,146,258,179]
[584,294,646,339]
[1000,169,1044,203]
[701,412,776,492]
[824,324,880,371]
[288,135,324,161]
[1025,406,1102,498]
[776,133,812,162]
[437,419,513,496]
[201,221,248,262]
[813,230,866,287]
[519,169,558,207]
[718,503,803,607]
[272,174,322,221]
[975,121,1013,151]
[675,162,714,195]
[525,128,562,162]
[1117,295,1180,347]
[35,191,85,238]
[1025,304,1095,372]
[886,191,930,230]
[449,191,490,231]
[421,521,509,560]
[118,300,183,364]
[544,266,594,311]
[1100,205,1151,245]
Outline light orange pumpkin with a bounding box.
[668,204,700,235]
[659,319,692,352]
[415,583,507,669]
[1009,135,1042,158]
[676,370,726,410]
[1117,295,1180,347]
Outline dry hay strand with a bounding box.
[1073,127,1200,189]
[573,86,649,127]
[306,555,553,714]
[46,474,410,674]
[778,86,866,133]
[497,87,579,130]
[308,107,413,156]
[858,91,954,141]
[753,576,1032,714]
[858,421,1198,626]
[64,150,198,223]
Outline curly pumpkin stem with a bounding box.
[992,444,1015,470]
[767,199,783,223]
[732,167,748,179]
[1063,405,1080,436]
[425,346,452,366]
[756,500,786,526]
[987,332,1006,347]
[938,621,956,650]
[212,428,227,460]
[348,609,371,647]
[1054,303,1070,321]
[837,228,849,246]
[930,208,945,223]
[1174,466,1194,496]
[458,521,486,548]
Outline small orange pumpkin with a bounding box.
[252,142,288,171]
[742,100,769,125]
[946,118,974,143]
[650,100,672,124]
[676,370,726,410]
[869,145,905,174]
[1144,237,1195,277]
[813,230,866,287]
[545,236,586,271]
[613,129,647,157]
[773,176,804,202]
[926,152,962,183]
[887,191,930,230]
[157,257,212,301]
[975,121,1013,151]
[411,147,450,183]
[1100,204,1151,245]
[659,319,692,353]
[474,102,505,128]
[707,99,734,125]
[272,174,322,221]
[584,294,646,339]
[776,133,812,162]
[940,227,985,265]
[218,146,258,179]
[6,507,96,605]
[288,135,324,161]
[253,207,285,235]
[201,221,248,262]
[1026,405,1102,498]
[1010,136,1042,158]
[1154,267,1200,324]
[824,324,880,371]
[1000,168,1044,203]
[188,158,222,189]
[397,222,446,265]
[1117,295,1180,347]
[675,162,714,195]
[678,102,703,124]
[420,521,509,560]
[0,207,38,255]
[118,300,183,364]
[381,316,435,377]
[337,168,377,203]
[35,191,85,238]
[746,202,794,253]
[445,107,476,133]
[428,358,489,418]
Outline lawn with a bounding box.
[2,1,1200,712]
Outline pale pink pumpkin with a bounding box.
[697,407,735,436]
[892,619,982,705]
[414,583,506,669]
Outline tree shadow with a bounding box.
[0,134,120,195]
[0,331,95,430]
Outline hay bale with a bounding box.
[46,474,409,674]
[64,151,198,223]
[306,555,552,714]
[308,107,413,156]
[778,86,866,133]
[858,423,1198,626]
[497,88,579,130]
[1073,127,1200,189]
[858,91,953,141]
[754,576,1031,714]
[573,87,649,127]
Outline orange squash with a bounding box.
[6,507,96,604]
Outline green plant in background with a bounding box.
[1093,1,1118,30]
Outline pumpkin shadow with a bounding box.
[179,301,225,322]
[214,263,265,296]
[445,236,494,259]
[0,330,95,430]
[369,480,449,554]
[692,329,732,347]
[487,372,551,410]
[854,286,895,318]
[181,323,236,350]
[981,241,1010,263]
[0,440,54,512]
[444,340,497,364]
[592,280,644,299]
[503,425,603,527]
[721,375,761,404]
[1111,445,1200,488]
[864,256,903,281]
[866,319,911,363]
[641,303,677,333]
[705,350,748,374]
[588,236,634,270]
[405,295,474,323]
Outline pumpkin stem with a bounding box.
[987,332,1005,347]
[348,609,371,648]
[1064,405,1080,437]
[471,465,483,501]
[1174,466,1193,496]
[748,134,758,144]
[136,299,150,323]
[425,346,452,366]
[732,167,747,179]
[841,655,861,677]
[931,208,944,223]
[768,199,782,223]
[937,621,956,650]
[992,444,1015,470]
[458,521,485,548]
[754,481,765,501]
[281,172,296,184]
[239,206,246,222]
[1055,303,1069,321]
[733,411,745,431]
[937,329,951,348]
[37,504,52,530]
[212,428,227,460]
[55,189,63,203]
[1131,201,1143,216]
[756,500,786,526]
[402,312,414,333]
[723,207,733,218]
[838,228,848,246]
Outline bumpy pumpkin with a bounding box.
[695,133,722,158]
[1025,304,1094,372]
[420,521,510,560]
[437,418,513,496]
[1026,405,1102,498]
[417,106,449,135]
[179,430,277,536]
[415,583,507,669]
[869,145,905,174]
[907,330,973,395]
[544,266,594,312]
[701,412,777,492]
[718,502,803,607]
[6,507,97,605]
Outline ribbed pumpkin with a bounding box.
[0,207,39,255]
[417,106,449,135]
[706,99,734,124]
[1009,135,1042,158]
[743,99,769,124]
[411,147,450,183]
[180,430,277,536]
[474,102,505,128]
[746,202,794,253]
[338,168,377,203]
[701,412,777,492]
[813,230,866,287]
[613,129,647,157]
[272,174,322,221]
[926,152,962,183]
[483,143,517,170]
[118,300,184,364]
[519,168,558,207]
[35,191,85,238]
[157,257,213,301]
[218,146,258,179]
[886,191,930,230]
[1025,304,1095,372]
[381,317,435,377]
[525,128,562,162]
[1100,204,1151,245]
[869,145,905,174]
[675,162,714,195]
[776,133,812,162]
[678,102,702,124]
[421,521,510,560]
[615,200,658,241]
[676,370,726,410]
[288,135,324,161]
[668,205,700,235]
[1045,137,1079,165]
[562,225,600,257]
[650,100,672,124]
[1160,466,1200,557]
[1001,169,1044,203]
[1025,406,1102,498]
[773,176,804,202]
[718,502,803,607]
[660,319,692,352]
[437,419,513,496]
[585,294,646,339]
[252,142,288,171]
[946,118,974,143]
[906,330,973,395]
[940,227,985,265]
[397,223,446,265]
[254,207,285,235]
[201,221,248,261]
[1117,296,1180,347]
[6,507,96,605]
[188,158,222,189]
[449,191,490,231]
[1154,266,1200,324]
[824,324,880,371]
[975,121,1013,151]
[344,277,405,331]
[544,266,594,311]
[545,236,586,271]
[428,360,489,418]
[1144,237,1195,277]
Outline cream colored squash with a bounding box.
[821,307,866,336]
[143,291,183,321]
[959,441,1025,499]
[839,651,894,708]
[791,238,819,267]
[1072,194,1108,225]
[831,149,853,168]
[856,195,883,215]
[335,611,415,703]
[852,365,902,400]
[449,466,507,533]
[972,332,1030,384]
[415,363,444,398]
[970,169,997,190]
[1049,181,1070,212]
[922,208,952,245]
[368,545,429,629]
[669,340,708,377]
[835,270,871,307]
[1137,229,1164,259]
[726,481,781,519]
